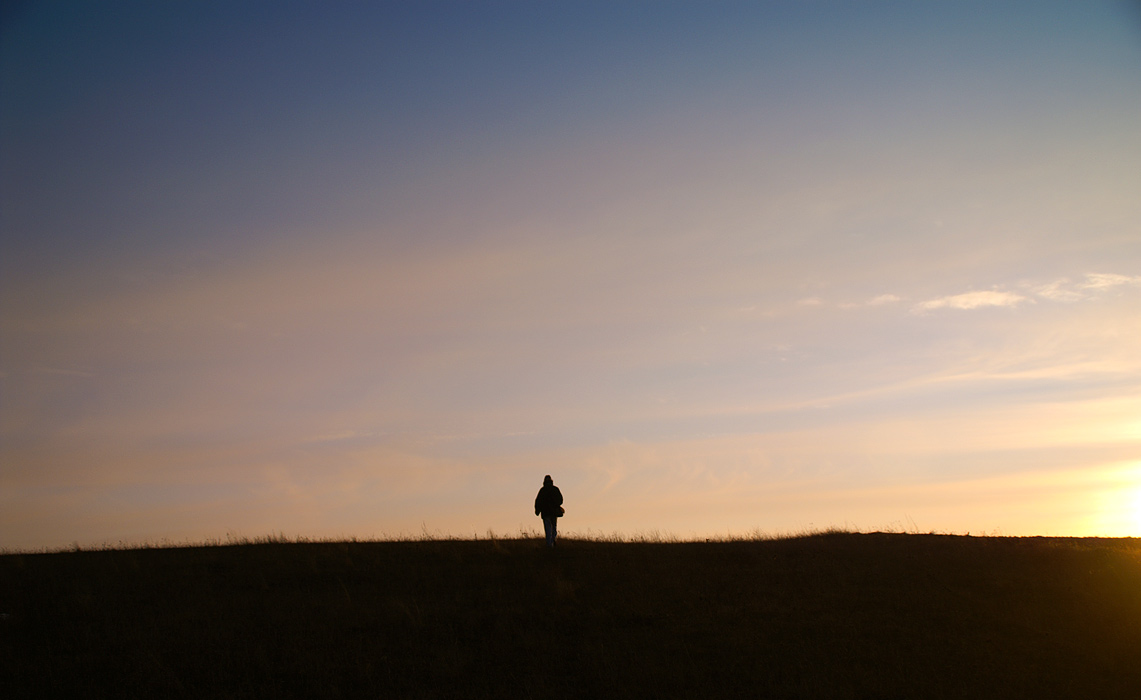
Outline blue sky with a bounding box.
[3,2,1141,548]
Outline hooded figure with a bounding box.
[534,475,563,548]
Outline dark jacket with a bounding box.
[534,484,563,519]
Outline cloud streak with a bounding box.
[1033,273,1141,302]
[867,294,901,306]
[911,272,1141,314]
[913,290,1028,313]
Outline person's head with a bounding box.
[543,475,553,485]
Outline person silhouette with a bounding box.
[534,475,564,548]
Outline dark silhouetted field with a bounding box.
[2,532,1140,699]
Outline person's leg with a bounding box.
[543,517,556,547]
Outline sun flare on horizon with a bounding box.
[1089,462,1141,538]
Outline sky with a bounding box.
[2,1,1140,549]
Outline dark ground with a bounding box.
[2,533,1140,699]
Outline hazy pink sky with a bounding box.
[3,2,1140,548]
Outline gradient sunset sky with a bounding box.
[3,1,1140,549]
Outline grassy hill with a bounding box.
[3,532,1140,699]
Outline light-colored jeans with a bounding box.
[542,517,558,547]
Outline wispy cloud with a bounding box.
[1032,279,1086,302]
[838,294,900,310]
[867,294,901,306]
[1027,272,1141,302]
[1079,273,1141,290]
[913,290,1027,313]
[914,272,1139,314]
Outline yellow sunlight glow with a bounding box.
[1089,462,1141,537]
